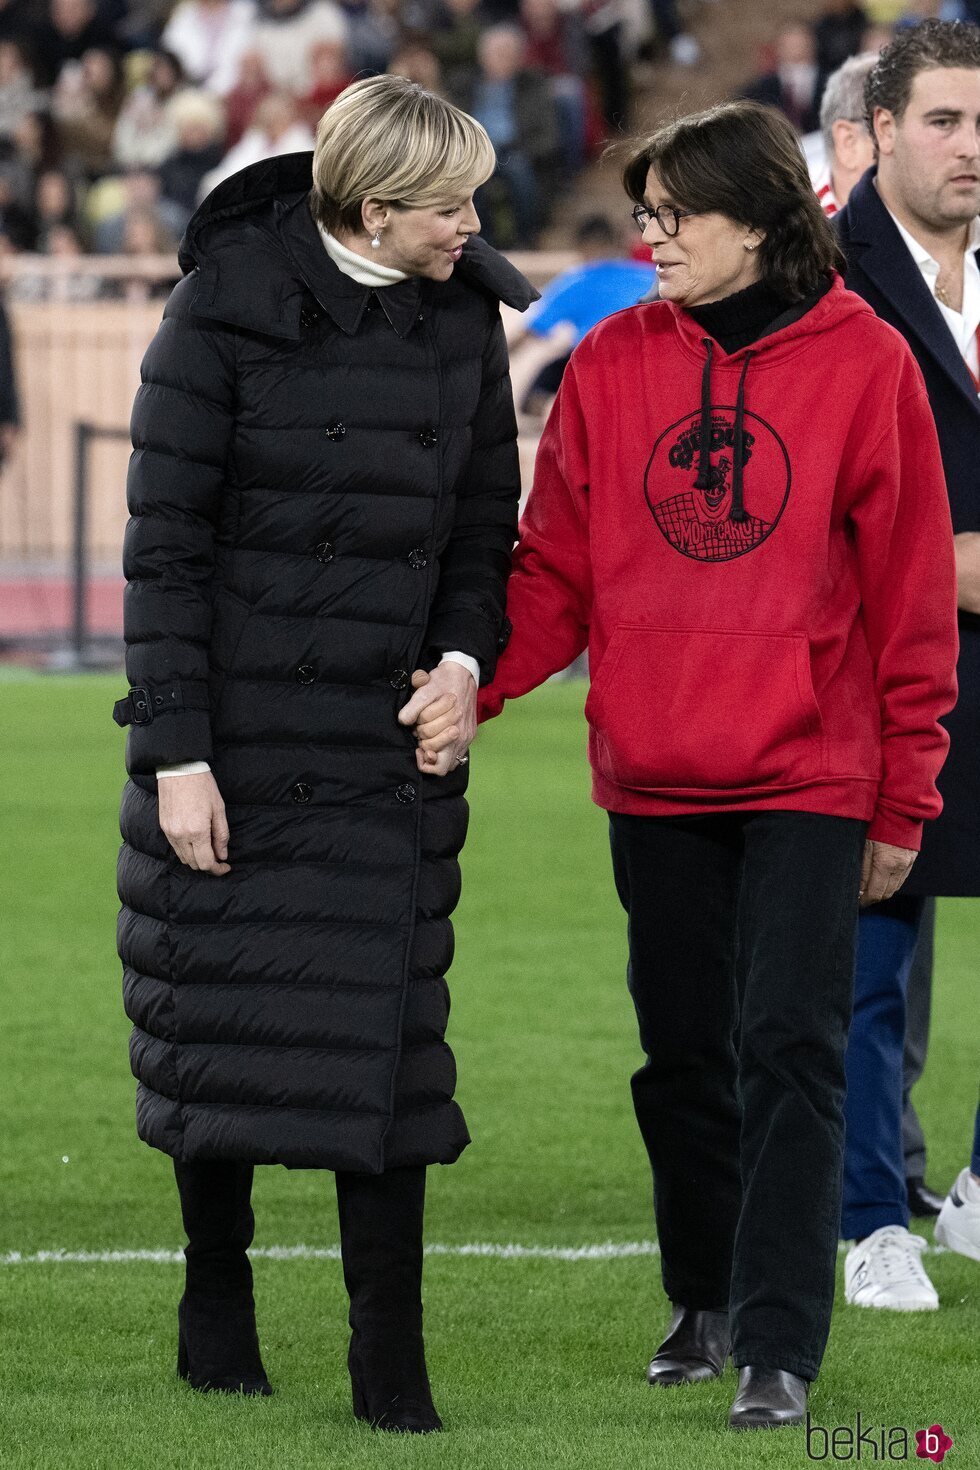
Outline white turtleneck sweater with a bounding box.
[316,224,409,287]
[157,228,479,780]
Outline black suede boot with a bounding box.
[173,1159,272,1396]
[336,1165,442,1434]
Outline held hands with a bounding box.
[397,665,477,776]
[859,840,916,908]
[157,664,475,873]
[157,770,231,875]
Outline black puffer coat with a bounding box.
[114,153,536,1171]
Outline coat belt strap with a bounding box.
[112,681,210,728]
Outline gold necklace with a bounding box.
[936,281,952,307]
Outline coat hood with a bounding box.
[177,151,539,341]
[667,273,876,368]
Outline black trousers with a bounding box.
[609,809,866,1381]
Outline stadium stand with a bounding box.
[0,0,972,657]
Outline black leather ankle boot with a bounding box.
[728,1366,809,1428]
[336,1165,442,1433]
[647,1304,731,1385]
[173,1159,273,1396]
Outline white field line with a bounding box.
[0,1240,952,1267]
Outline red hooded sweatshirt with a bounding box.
[479,276,959,850]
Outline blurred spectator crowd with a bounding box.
[738,2,980,144]
[0,0,730,286]
[0,0,974,296]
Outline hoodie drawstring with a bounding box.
[693,338,714,491]
[731,350,754,524]
[694,337,753,523]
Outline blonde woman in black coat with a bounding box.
[113,75,535,1431]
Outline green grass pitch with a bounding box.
[1,672,976,1468]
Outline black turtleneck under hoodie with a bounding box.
[679,275,832,522]
[687,277,802,354]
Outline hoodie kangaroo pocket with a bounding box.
[585,627,824,792]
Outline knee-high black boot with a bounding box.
[173,1158,272,1396]
[336,1165,441,1434]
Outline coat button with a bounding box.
[296,665,316,684]
[418,426,438,448]
[395,783,417,804]
[408,548,427,570]
[324,422,346,441]
[291,781,313,803]
[300,305,320,327]
[389,668,409,690]
[314,540,334,562]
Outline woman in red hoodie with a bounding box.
[411,101,959,1429]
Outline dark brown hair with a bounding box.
[865,19,980,140]
[620,101,845,302]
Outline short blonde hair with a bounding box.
[311,75,495,234]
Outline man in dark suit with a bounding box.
[740,21,822,134]
[834,19,980,1310]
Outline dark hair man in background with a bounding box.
[740,21,822,134]
[835,18,980,1309]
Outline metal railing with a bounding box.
[67,422,131,668]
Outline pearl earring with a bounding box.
[371,230,381,250]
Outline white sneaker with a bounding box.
[935,1168,980,1263]
[844,1225,939,1310]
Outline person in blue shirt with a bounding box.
[510,213,657,411]
[526,213,658,342]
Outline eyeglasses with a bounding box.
[631,203,699,236]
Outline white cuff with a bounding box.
[156,761,212,778]
[439,651,480,685]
